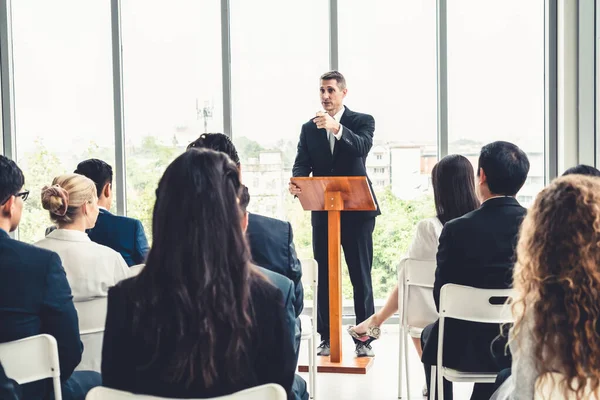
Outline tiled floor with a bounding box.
[297,325,474,400]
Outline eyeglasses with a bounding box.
[16,190,29,201]
[1,190,29,205]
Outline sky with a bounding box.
[9,0,544,159]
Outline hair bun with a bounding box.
[41,184,69,216]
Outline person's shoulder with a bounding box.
[13,239,59,262]
[104,212,142,228]
[416,217,443,236]
[443,208,480,231]
[249,212,288,230]
[344,107,374,122]
[87,240,126,261]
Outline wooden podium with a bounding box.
[291,176,377,374]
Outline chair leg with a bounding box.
[429,366,436,400]
[310,336,316,399]
[398,326,404,399]
[404,332,411,399]
[53,377,63,400]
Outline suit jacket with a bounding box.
[422,197,526,371]
[247,213,303,317]
[0,229,82,400]
[87,209,149,267]
[292,106,381,226]
[102,272,296,400]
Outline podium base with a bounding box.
[298,355,374,374]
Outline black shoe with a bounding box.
[317,340,330,356]
[355,342,374,357]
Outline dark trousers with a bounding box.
[52,371,102,400]
[313,217,375,341]
[421,324,496,400]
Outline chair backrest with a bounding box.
[300,259,318,288]
[534,372,600,399]
[86,384,287,400]
[74,297,108,335]
[0,334,61,384]
[400,258,437,328]
[129,264,145,277]
[439,284,514,324]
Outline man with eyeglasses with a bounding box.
[0,155,101,400]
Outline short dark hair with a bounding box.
[0,156,24,205]
[562,164,600,178]
[239,185,250,212]
[320,71,346,90]
[187,133,240,166]
[478,141,530,196]
[74,159,113,198]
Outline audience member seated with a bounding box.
[0,156,101,400]
[187,134,304,318]
[74,159,149,266]
[348,154,479,395]
[239,186,308,400]
[36,173,130,371]
[0,361,21,400]
[491,175,600,399]
[562,163,600,177]
[101,149,297,399]
[421,141,530,400]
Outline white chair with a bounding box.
[74,297,108,372]
[129,264,145,277]
[432,284,514,400]
[397,259,438,399]
[85,383,287,400]
[0,334,62,400]
[534,372,600,399]
[299,258,318,399]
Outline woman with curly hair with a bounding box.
[492,174,600,399]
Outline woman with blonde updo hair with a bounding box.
[35,173,129,372]
[492,174,600,399]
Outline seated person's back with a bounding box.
[74,159,149,266]
[421,141,530,400]
[35,174,129,372]
[102,149,296,399]
[0,156,98,400]
[35,174,129,301]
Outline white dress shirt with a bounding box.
[35,229,130,301]
[397,217,444,328]
[327,107,345,152]
[35,229,130,373]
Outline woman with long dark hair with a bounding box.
[101,149,296,398]
[348,155,479,358]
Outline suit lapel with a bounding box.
[332,106,352,162]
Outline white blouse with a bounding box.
[35,229,129,301]
[401,217,444,262]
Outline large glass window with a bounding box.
[12,1,115,243]
[121,0,223,240]
[447,0,545,205]
[230,0,329,260]
[339,0,437,299]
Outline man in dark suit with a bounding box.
[290,71,380,357]
[421,141,530,400]
[74,159,149,266]
[0,156,101,400]
[0,362,21,400]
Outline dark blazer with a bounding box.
[0,362,21,400]
[292,106,381,226]
[0,229,82,400]
[87,209,149,267]
[247,213,303,317]
[422,197,526,371]
[102,272,296,400]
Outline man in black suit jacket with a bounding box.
[74,159,149,266]
[291,71,380,357]
[0,156,101,400]
[421,141,530,400]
